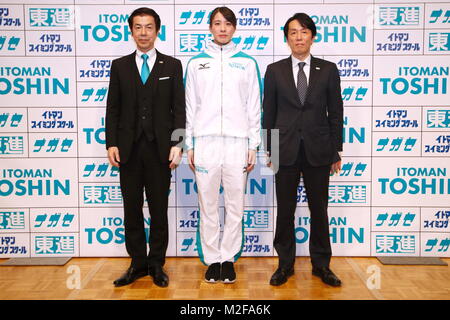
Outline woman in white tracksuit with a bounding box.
[185,7,262,283]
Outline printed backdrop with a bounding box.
[0,0,449,259]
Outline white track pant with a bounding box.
[194,136,248,266]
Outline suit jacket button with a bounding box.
[142,116,146,120]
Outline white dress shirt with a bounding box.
[135,47,157,76]
[291,54,311,87]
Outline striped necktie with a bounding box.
[141,53,150,84]
[297,62,307,105]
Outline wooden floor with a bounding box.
[0,257,449,300]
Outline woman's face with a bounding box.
[209,12,236,45]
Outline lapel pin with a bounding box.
[315,67,320,70]
[159,61,164,63]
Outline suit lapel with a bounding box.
[149,50,165,96]
[127,51,138,100]
[281,57,302,108]
[305,56,320,103]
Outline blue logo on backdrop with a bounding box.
[181,237,197,252]
[297,185,367,204]
[32,137,73,153]
[429,33,450,51]
[179,10,209,25]
[428,9,450,23]
[179,8,270,27]
[341,86,368,102]
[84,217,149,245]
[0,8,22,27]
[243,209,269,229]
[81,87,107,102]
[281,15,366,44]
[375,211,416,227]
[343,116,366,144]
[338,161,367,177]
[376,234,416,254]
[35,235,75,254]
[181,178,266,195]
[82,163,118,178]
[83,117,105,145]
[179,210,199,229]
[0,36,20,51]
[0,236,27,254]
[375,137,417,152]
[28,33,72,53]
[80,60,111,79]
[378,167,450,195]
[424,210,449,229]
[424,135,450,154]
[29,8,72,27]
[296,216,364,244]
[424,238,450,252]
[376,32,421,53]
[0,136,24,154]
[0,67,70,96]
[380,66,448,95]
[31,110,74,130]
[427,110,450,128]
[243,235,270,253]
[0,211,25,230]
[34,212,74,228]
[0,169,70,196]
[80,13,166,42]
[83,185,122,204]
[375,110,419,129]
[0,112,23,128]
[337,59,369,78]
[179,33,269,53]
[378,7,420,26]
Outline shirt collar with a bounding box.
[291,54,311,68]
[136,47,156,60]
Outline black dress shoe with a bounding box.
[149,265,169,287]
[113,267,148,287]
[312,266,342,287]
[269,267,294,286]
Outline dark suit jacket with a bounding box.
[263,55,343,167]
[105,50,186,164]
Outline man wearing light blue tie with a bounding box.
[105,7,186,287]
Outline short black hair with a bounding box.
[128,7,161,32]
[209,6,237,28]
[283,13,317,39]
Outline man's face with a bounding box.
[209,12,236,45]
[131,14,158,52]
[286,19,315,58]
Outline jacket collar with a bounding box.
[205,40,237,57]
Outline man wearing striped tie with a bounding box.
[263,13,343,287]
[105,7,185,287]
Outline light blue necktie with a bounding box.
[141,53,150,84]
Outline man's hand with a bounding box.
[187,149,195,172]
[265,152,272,168]
[246,149,257,172]
[330,160,341,175]
[169,146,182,169]
[107,146,120,168]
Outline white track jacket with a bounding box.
[185,41,262,151]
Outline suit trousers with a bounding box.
[119,135,171,270]
[274,141,332,270]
